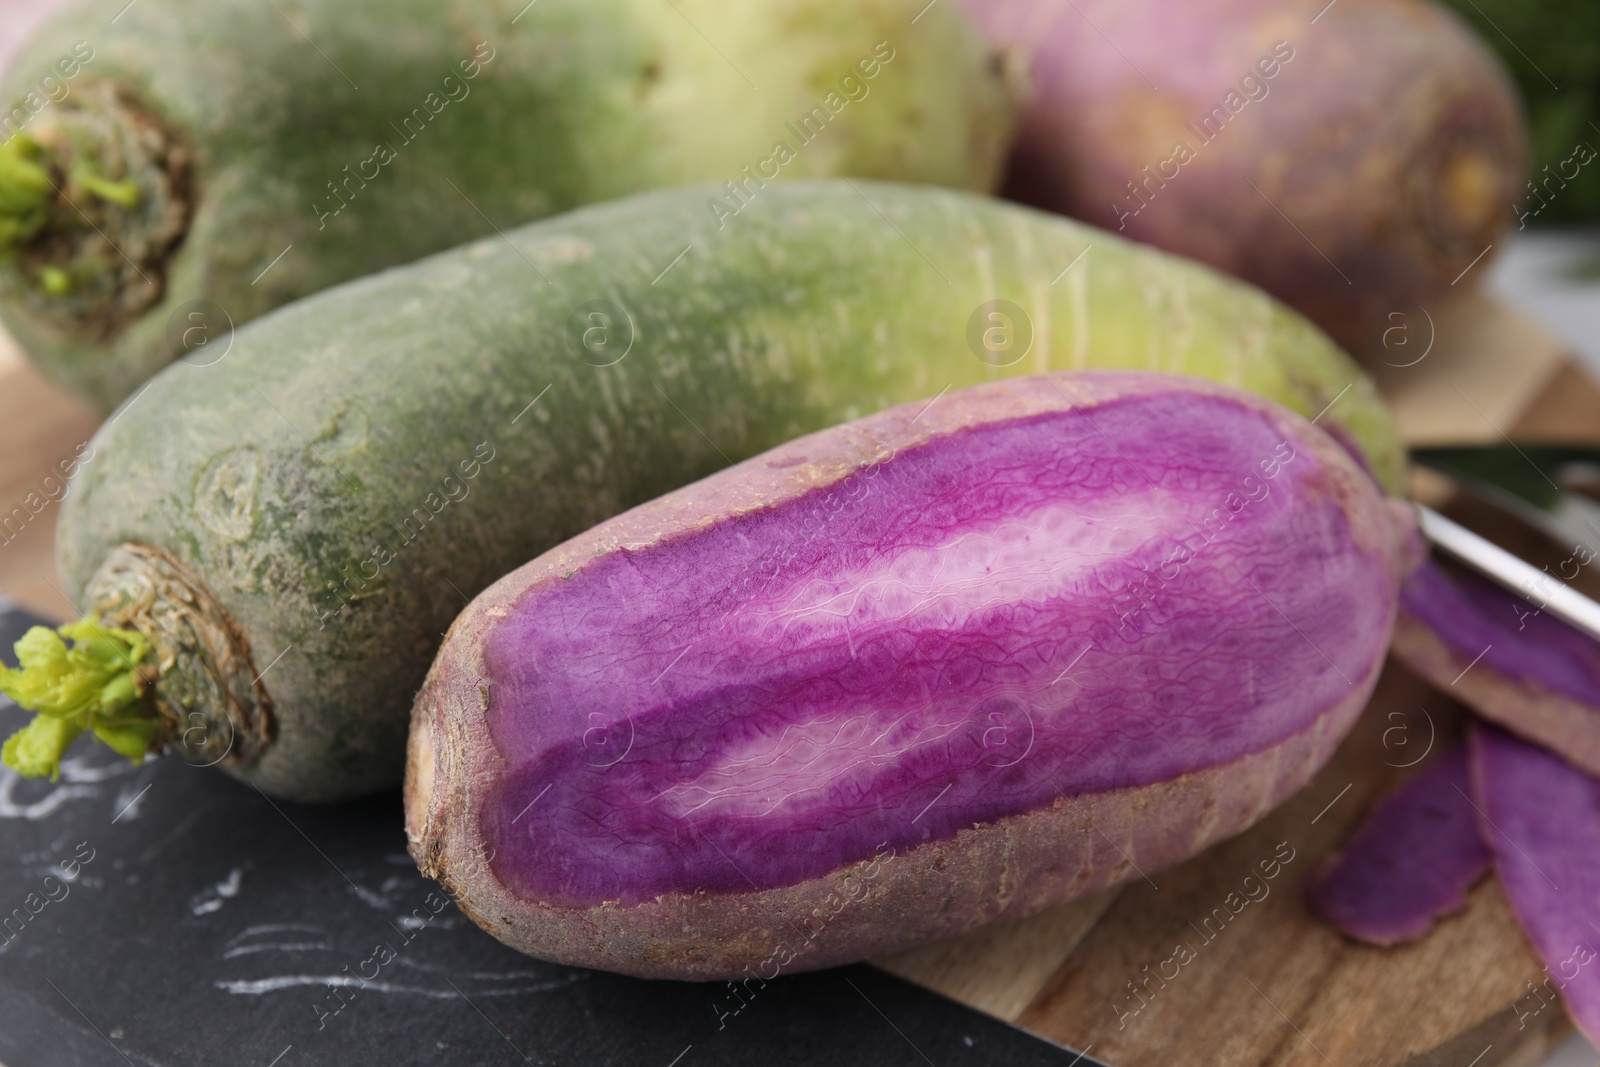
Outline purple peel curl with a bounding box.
[1392,560,1600,778]
[1307,745,1490,945]
[1470,723,1600,1044]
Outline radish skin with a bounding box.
[1392,560,1600,779]
[1307,745,1490,946]
[963,0,1527,358]
[51,181,1403,801]
[0,0,1015,409]
[1470,724,1600,1045]
[406,372,1413,978]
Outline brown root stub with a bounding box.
[1,80,193,340]
[86,543,273,768]
[1407,103,1517,271]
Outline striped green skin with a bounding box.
[59,181,1405,802]
[0,0,1010,410]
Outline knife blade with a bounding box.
[1413,444,1600,642]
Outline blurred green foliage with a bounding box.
[1440,0,1600,223]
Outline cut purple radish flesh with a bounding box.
[406,372,1413,979]
[1470,723,1600,1044]
[1392,560,1600,778]
[1307,745,1490,945]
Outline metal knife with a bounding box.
[1413,444,1600,641]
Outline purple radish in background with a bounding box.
[962,0,1527,360]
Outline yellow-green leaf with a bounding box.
[1,716,85,781]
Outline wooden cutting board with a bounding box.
[0,291,1588,1067]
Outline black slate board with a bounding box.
[0,602,1106,1067]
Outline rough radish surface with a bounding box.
[61,181,1403,803]
[2,0,1012,409]
[1470,723,1600,1044]
[407,372,1411,978]
[1307,745,1490,945]
[1392,560,1600,778]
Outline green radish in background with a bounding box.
[7,181,1402,802]
[0,0,1014,410]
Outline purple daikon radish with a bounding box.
[1307,745,1490,945]
[1392,560,1600,778]
[961,0,1527,359]
[405,371,1416,980]
[1470,723,1600,1044]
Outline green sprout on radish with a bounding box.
[0,129,142,296]
[0,620,158,780]
[0,134,54,249]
